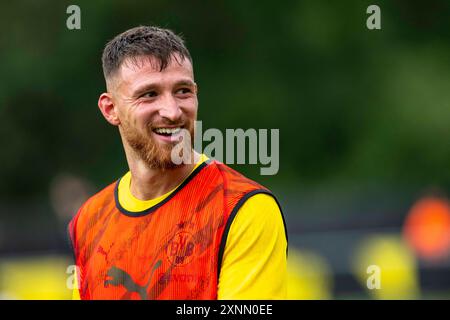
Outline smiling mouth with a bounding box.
[152,127,183,137]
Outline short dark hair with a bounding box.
[101,25,192,80]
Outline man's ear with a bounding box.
[98,93,120,126]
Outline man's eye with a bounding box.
[142,91,157,98]
[176,88,192,95]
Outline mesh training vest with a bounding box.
[68,160,284,300]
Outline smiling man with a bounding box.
[68,26,287,300]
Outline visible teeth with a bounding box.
[154,127,181,134]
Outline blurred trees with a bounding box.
[1,0,449,205]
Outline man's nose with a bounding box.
[158,94,182,122]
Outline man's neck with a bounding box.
[127,150,201,201]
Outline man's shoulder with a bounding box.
[75,179,118,216]
[69,179,117,235]
[207,160,269,193]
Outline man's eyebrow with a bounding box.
[174,80,196,87]
[131,83,158,97]
[131,79,195,97]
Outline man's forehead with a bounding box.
[118,54,194,84]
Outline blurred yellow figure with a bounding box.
[0,255,72,300]
[287,248,332,299]
[352,235,420,299]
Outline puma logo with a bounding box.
[104,260,162,299]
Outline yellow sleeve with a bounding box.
[72,268,80,300]
[217,193,287,299]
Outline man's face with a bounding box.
[110,54,197,169]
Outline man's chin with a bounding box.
[127,132,192,170]
[142,149,180,170]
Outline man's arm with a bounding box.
[72,271,81,300]
[217,193,287,299]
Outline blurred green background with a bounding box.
[0,0,449,299]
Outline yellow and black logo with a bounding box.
[166,231,196,266]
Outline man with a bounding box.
[68,26,287,300]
